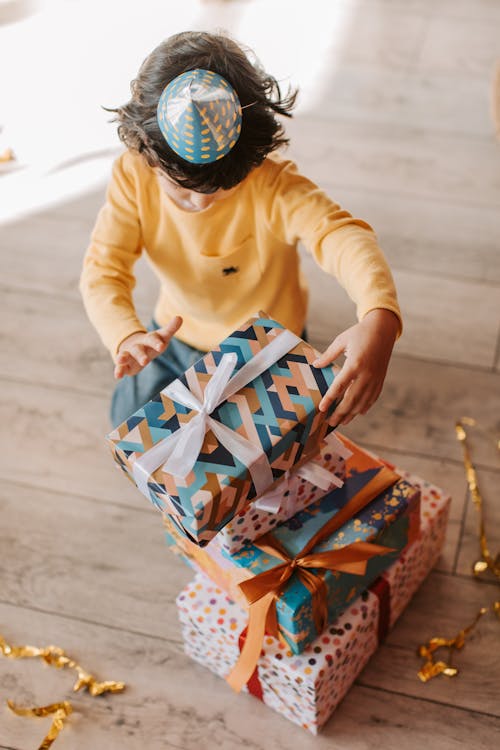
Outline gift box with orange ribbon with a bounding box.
[165,440,421,662]
[107,315,338,547]
[176,472,450,734]
[213,432,352,555]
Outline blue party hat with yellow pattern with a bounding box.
[157,69,242,164]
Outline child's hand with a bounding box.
[312,308,400,426]
[114,316,183,379]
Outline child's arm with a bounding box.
[263,159,402,424]
[80,153,147,357]
[313,308,400,426]
[80,152,184,372]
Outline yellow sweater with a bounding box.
[80,150,401,355]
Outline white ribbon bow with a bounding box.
[132,329,302,506]
[253,431,354,514]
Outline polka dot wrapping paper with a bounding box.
[165,440,421,654]
[213,433,350,555]
[176,472,451,734]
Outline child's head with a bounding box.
[109,31,297,193]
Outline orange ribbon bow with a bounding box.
[226,465,399,691]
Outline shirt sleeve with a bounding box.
[262,159,403,335]
[79,152,148,357]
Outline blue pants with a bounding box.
[110,321,308,428]
[110,321,206,427]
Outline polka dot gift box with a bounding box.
[166,439,421,655]
[213,432,352,555]
[176,472,451,734]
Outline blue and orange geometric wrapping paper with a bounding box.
[164,440,421,653]
[107,315,337,547]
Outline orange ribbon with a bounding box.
[226,465,399,691]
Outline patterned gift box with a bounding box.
[107,315,338,547]
[176,472,451,734]
[213,432,352,555]
[165,440,420,654]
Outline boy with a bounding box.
[80,31,402,428]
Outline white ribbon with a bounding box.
[253,431,353,514]
[132,329,302,503]
[253,458,343,515]
[321,431,354,461]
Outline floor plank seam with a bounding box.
[307,177,500,212]
[378,565,500,590]
[0,283,79,298]
[0,477,158,515]
[383,350,498,374]
[0,374,109,398]
[352,681,500,720]
[429,568,500,591]
[348,443,500,476]
[293,111,500,148]
[0,598,184,647]
[390,267,499,288]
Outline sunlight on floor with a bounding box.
[0,0,351,223]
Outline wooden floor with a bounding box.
[1,1,500,748]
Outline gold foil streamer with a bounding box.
[0,634,125,695]
[417,607,488,682]
[417,418,499,682]
[1,632,125,748]
[7,701,72,750]
[455,417,500,584]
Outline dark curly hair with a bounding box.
[106,31,298,193]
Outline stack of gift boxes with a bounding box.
[108,315,451,734]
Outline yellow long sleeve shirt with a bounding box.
[80,149,401,356]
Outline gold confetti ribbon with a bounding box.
[0,634,125,696]
[417,417,500,681]
[417,607,489,682]
[455,417,500,583]
[1,632,125,748]
[7,701,72,750]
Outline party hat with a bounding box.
[157,69,242,164]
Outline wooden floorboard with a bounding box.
[1,602,499,750]
[1,0,499,747]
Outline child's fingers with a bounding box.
[155,316,183,344]
[127,343,150,368]
[114,350,133,378]
[318,364,354,413]
[113,317,183,380]
[312,335,346,369]
[329,377,379,426]
[327,384,360,427]
[114,360,134,379]
[359,382,383,415]
[116,349,133,364]
[146,331,168,353]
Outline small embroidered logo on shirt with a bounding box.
[222,266,239,276]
